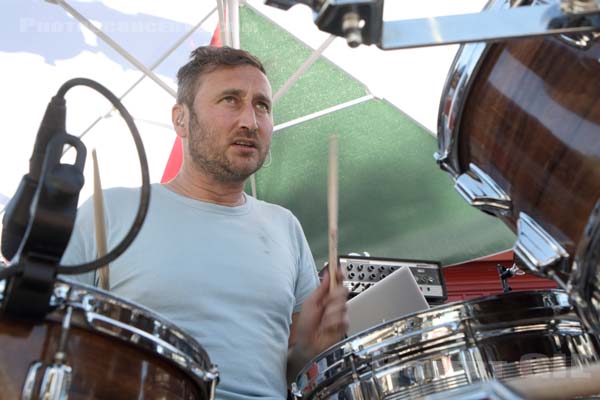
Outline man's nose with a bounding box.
[239,102,258,132]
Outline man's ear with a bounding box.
[172,104,187,137]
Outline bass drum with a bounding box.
[292,290,599,400]
[0,278,218,399]
[436,0,600,282]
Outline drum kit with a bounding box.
[283,0,600,398]
[1,0,600,398]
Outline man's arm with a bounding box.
[286,269,348,384]
[287,312,306,384]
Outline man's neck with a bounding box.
[164,168,247,207]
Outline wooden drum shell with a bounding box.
[458,36,600,259]
[0,279,216,400]
[0,315,203,400]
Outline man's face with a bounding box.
[186,65,273,183]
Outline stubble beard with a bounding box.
[188,109,268,183]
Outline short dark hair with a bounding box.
[176,46,267,108]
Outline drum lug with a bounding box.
[22,361,72,400]
[22,305,75,400]
[40,363,73,400]
[434,152,460,179]
[345,381,374,400]
[21,362,43,400]
[291,382,302,399]
[454,163,512,216]
[205,366,220,400]
[514,213,570,278]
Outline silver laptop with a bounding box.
[346,266,429,336]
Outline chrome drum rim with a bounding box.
[435,0,506,178]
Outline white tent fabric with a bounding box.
[1,1,217,204]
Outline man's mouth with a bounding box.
[232,140,257,148]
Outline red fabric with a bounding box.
[160,24,222,184]
[160,136,183,183]
[210,23,221,46]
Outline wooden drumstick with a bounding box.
[328,134,338,291]
[504,362,600,399]
[92,149,110,291]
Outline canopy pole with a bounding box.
[273,35,336,103]
[228,0,240,49]
[49,0,176,98]
[61,7,218,155]
[216,0,230,46]
[274,95,374,133]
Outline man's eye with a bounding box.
[223,96,237,103]
[256,102,270,112]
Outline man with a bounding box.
[62,46,349,399]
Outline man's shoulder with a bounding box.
[248,195,295,219]
[100,185,162,209]
[247,196,308,240]
[102,186,145,201]
[78,185,146,219]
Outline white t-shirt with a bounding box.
[62,184,319,400]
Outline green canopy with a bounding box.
[240,6,515,268]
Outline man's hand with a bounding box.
[287,268,349,382]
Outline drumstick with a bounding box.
[328,134,338,291]
[504,362,600,399]
[92,149,110,291]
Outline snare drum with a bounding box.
[293,290,598,400]
[436,0,600,281]
[0,278,218,399]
